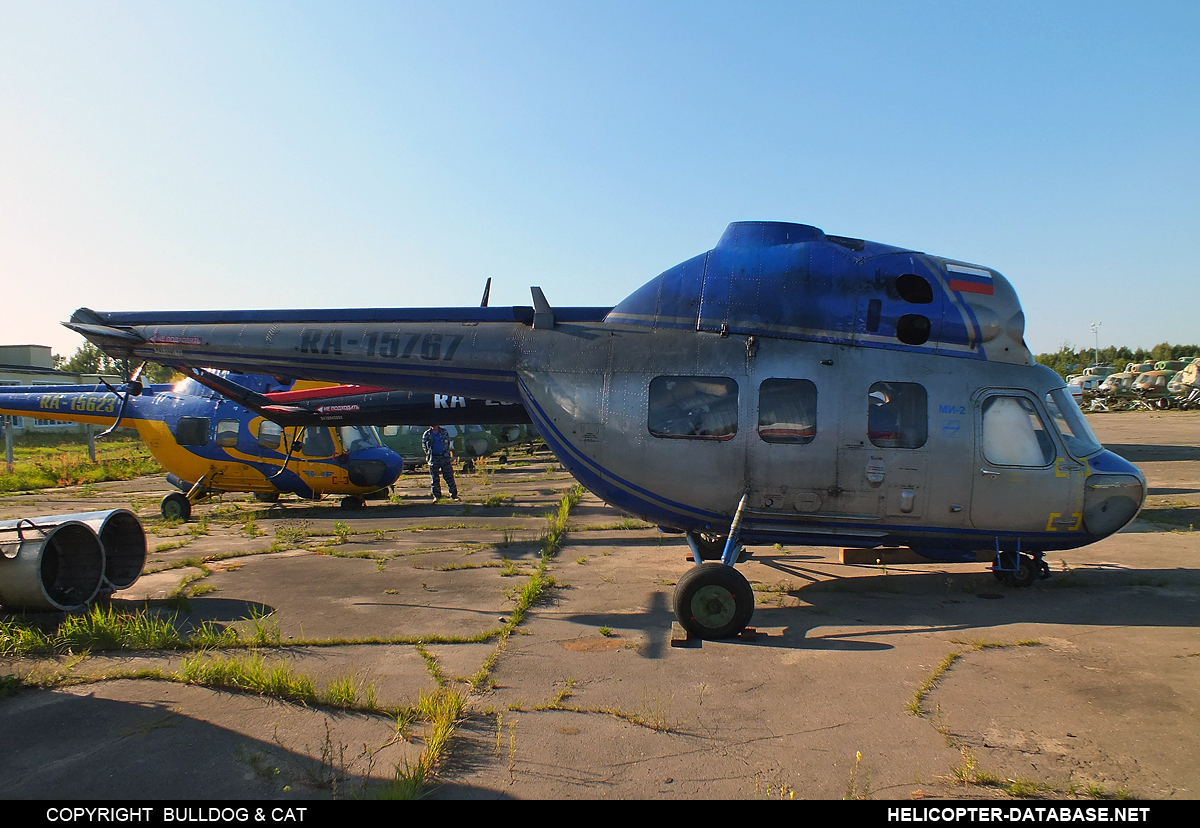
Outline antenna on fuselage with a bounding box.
[530,286,555,329]
[480,278,492,308]
[96,361,147,439]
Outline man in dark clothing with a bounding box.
[422,425,458,501]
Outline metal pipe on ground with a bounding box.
[67,510,148,592]
[0,519,106,612]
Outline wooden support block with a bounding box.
[840,548,994,565]
[670,621,700,648]
[841,547,925,564]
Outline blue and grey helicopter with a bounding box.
[66,221,1147,639]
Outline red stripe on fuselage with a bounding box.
[264,385,389,402]
[948,279,994,295]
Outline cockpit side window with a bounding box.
[300,426,335,457]
[648,376,738,441]
[215,419,239,448]
[981,395,1056,466]
[868,382,927,448]
[174,417,210,447]
[257,420,283,450]
[758,379,816,444]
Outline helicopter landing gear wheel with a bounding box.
[1002,553,1037,588]
[161,492,192,522]
[340,496,365,511]
[672,564,754,639]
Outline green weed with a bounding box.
[0,433,160,493]
[181,652,316,703]
[844,750,872,800]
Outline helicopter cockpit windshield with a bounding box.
[1044,388,1103,459]
[339,425,382,452]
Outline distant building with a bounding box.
[0,344,122,435]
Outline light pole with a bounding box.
[1090,321,1101,367]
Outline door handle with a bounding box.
[980,468,1000,477]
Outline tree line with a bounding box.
[53,343,178,383]
[52,340,1200,387]
[1035,342,1200,380]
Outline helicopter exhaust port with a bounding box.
[0,510,149,611]
[69,510,148,593]
[0,518,106,612]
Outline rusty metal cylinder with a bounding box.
[0,519,106,612]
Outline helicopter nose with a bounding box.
[346,448,404,489]
[1082,450,1146,539]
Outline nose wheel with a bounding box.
[161,492,192,521]
[672,563,755,639]
[991,549,1051,587]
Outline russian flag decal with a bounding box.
[946,264,994,295]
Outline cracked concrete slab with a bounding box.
[1,414,1198,800]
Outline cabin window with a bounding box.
[868,382,927,448]
[648,376,738,441]
[174,417,210,447]
[215,419,240,448]
[300,426,335,457]
[758,379,817,444]
[257,420,283,450]
[980,395,1055,466]
[382,426,402,437]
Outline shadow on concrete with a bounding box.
[551,563,1200,654]
[1106,444,1200,462]
[0,689,387,799]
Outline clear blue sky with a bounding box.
[3,1,1197,359]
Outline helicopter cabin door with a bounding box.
[746,376,838,516]
[294,426,349,494]
[970,392,1082,534]
[834,379,931,522]
[206,399,265,490]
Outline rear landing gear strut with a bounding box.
[673,492,755,639]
